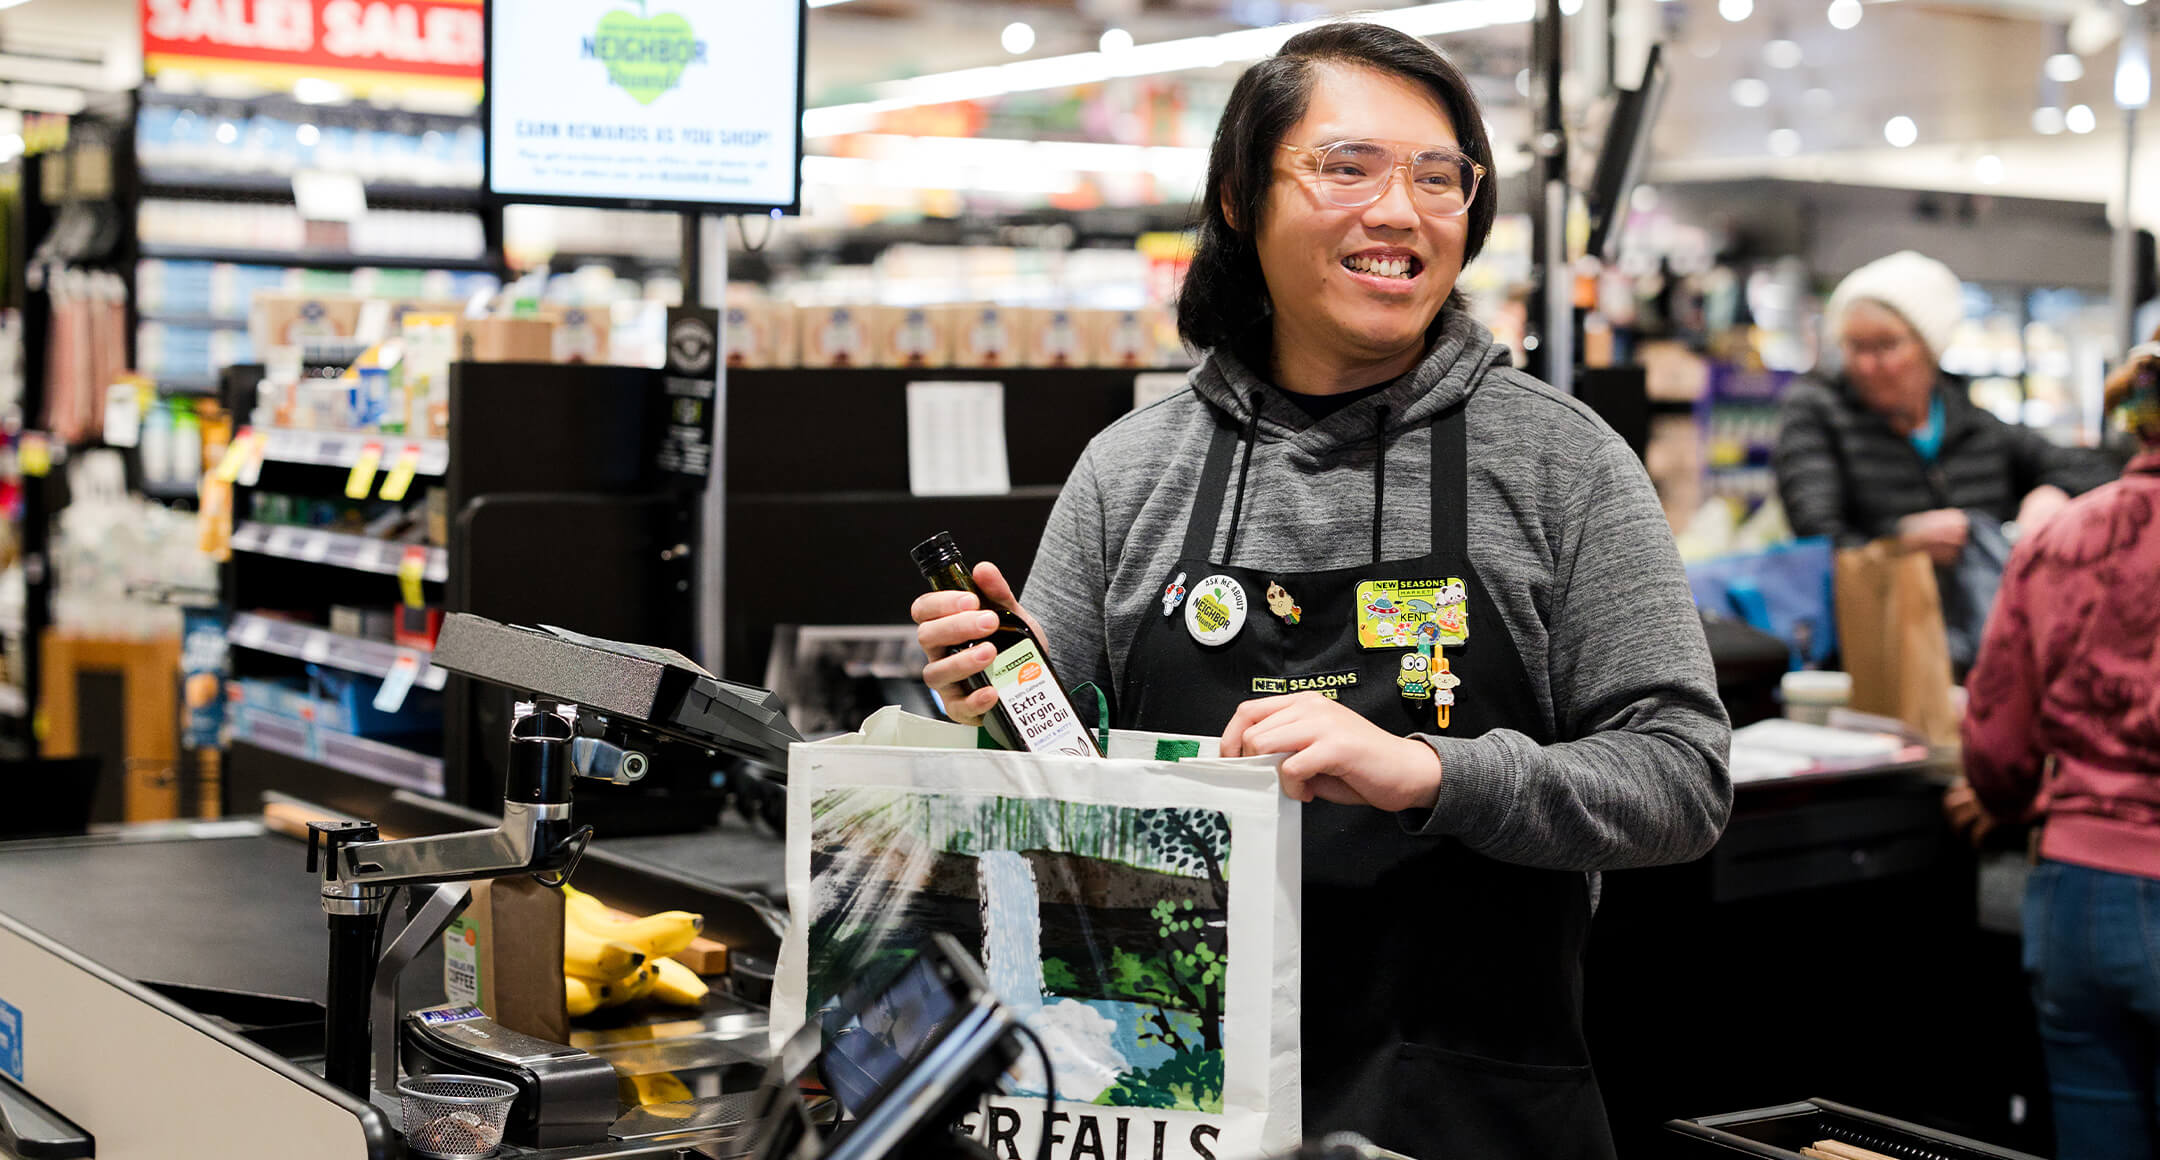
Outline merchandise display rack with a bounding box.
[219,360,707,824]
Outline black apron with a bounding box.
[1118,400,1616,1160]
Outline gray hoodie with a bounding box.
[1021,309,1732,873]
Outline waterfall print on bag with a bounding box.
[807,790,1232,1111]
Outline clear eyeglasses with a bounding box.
[1279,139,1486,218]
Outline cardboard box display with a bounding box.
[874,305,953,369]
[442,876,569,1044]
[553,305,612,364]
[252,293,363,351]
[951,304,1023,368]
[1024,307,1088,368]
[798,305,875,368]
[458,317,556,363]
[1095,308,1154,369]
[725,300,799,368]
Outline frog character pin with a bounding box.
[1397,648,1434,701]
[1265,580,1302,626]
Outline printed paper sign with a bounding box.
[0,996,20,1081]
[907,381,1011,497]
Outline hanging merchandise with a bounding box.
[40,269,129,446]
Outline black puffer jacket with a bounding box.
[1773,374,2119,544]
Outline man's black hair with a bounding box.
[1174,22,1498,354]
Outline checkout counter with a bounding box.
[0,614,818,1160]
[0,614,2050,1160]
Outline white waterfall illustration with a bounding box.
[976,849,1128,1101]
[976,850,1046,1015]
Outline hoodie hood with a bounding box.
[1188,307,1509,465]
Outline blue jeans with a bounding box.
[2024,859,2160,1160]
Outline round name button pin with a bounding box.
[1184,574,1248,647]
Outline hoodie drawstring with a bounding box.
[1371,405,1389,564]
[1222,389,1264,565]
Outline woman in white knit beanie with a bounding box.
[1774,250,2111,568]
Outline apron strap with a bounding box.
[1431,400,1467,561]
[1181,419,1242,560]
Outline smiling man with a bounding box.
[909,22,1731,1160]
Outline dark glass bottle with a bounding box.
[910,532,1101,757]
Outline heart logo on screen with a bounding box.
[594,8,701,105]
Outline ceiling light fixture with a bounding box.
[2119,19,2152,109]
[2033,104,2066,133]
[1763,38,1803,68]
[2066,102,2098,132]
[1767,127,1801,155]
[1827,0,1861,30]
[1099,27,1134,53]
[1975,154,2004,184]
[1884,115,1917,146]
[1001,22,1036,54]
[2045,52,2085,82]
[803,0,1538,136]
[1719,0,1753,23]
[1730,77,1771,107]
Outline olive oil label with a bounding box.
[985,639,1097,757]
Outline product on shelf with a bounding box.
[873,306,954,369]
[952,305,1024,368]
[799,305,873,368]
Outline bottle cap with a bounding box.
[910,532,965,575]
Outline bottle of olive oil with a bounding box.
[911,532,1101,757]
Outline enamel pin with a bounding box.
[1161,571,1188,617]
[1396,646,1434,702]
[1264,580,1302,626]
[1431,643,1462,730]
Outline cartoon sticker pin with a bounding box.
[1357,578,1470,649]
[1265,580,1302,626]
[1161,571,1188,617]
[1184,574,1248,646]
[1396,648,1434,701]
[1431,644,1463,730]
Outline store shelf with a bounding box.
[138,244,495,272]
[153,373,222,396]
[226,612,447,691]
[141,478,201,500]
[258,427,451,476]
[140,169,482,208]
[229,704,444,797]
[232,522,447,582]
[140,312,249,330]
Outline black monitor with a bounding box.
[1584,43,1668,264]
[482,0,805,215]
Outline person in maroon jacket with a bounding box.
[1959,337,2160,1160]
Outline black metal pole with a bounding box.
[1528,0,1572,390]
[323,909,383,1097]
[682,213,704,309]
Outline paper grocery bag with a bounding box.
[775,707,1302,1158]
[1834,541,1958,745]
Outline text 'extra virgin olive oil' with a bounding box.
[911,532,1101,758]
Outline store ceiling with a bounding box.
[0,0,2135,208]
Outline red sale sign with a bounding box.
[141,0,483,97]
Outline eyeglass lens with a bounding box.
[1315,141,1475,213]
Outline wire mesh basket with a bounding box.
[397,1074,519,1160]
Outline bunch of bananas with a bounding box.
[562,884,711,1016]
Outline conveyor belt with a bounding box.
[0,828,443,1010]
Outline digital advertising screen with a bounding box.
[484,0,804,214]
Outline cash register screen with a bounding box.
[818,952,969,1119]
